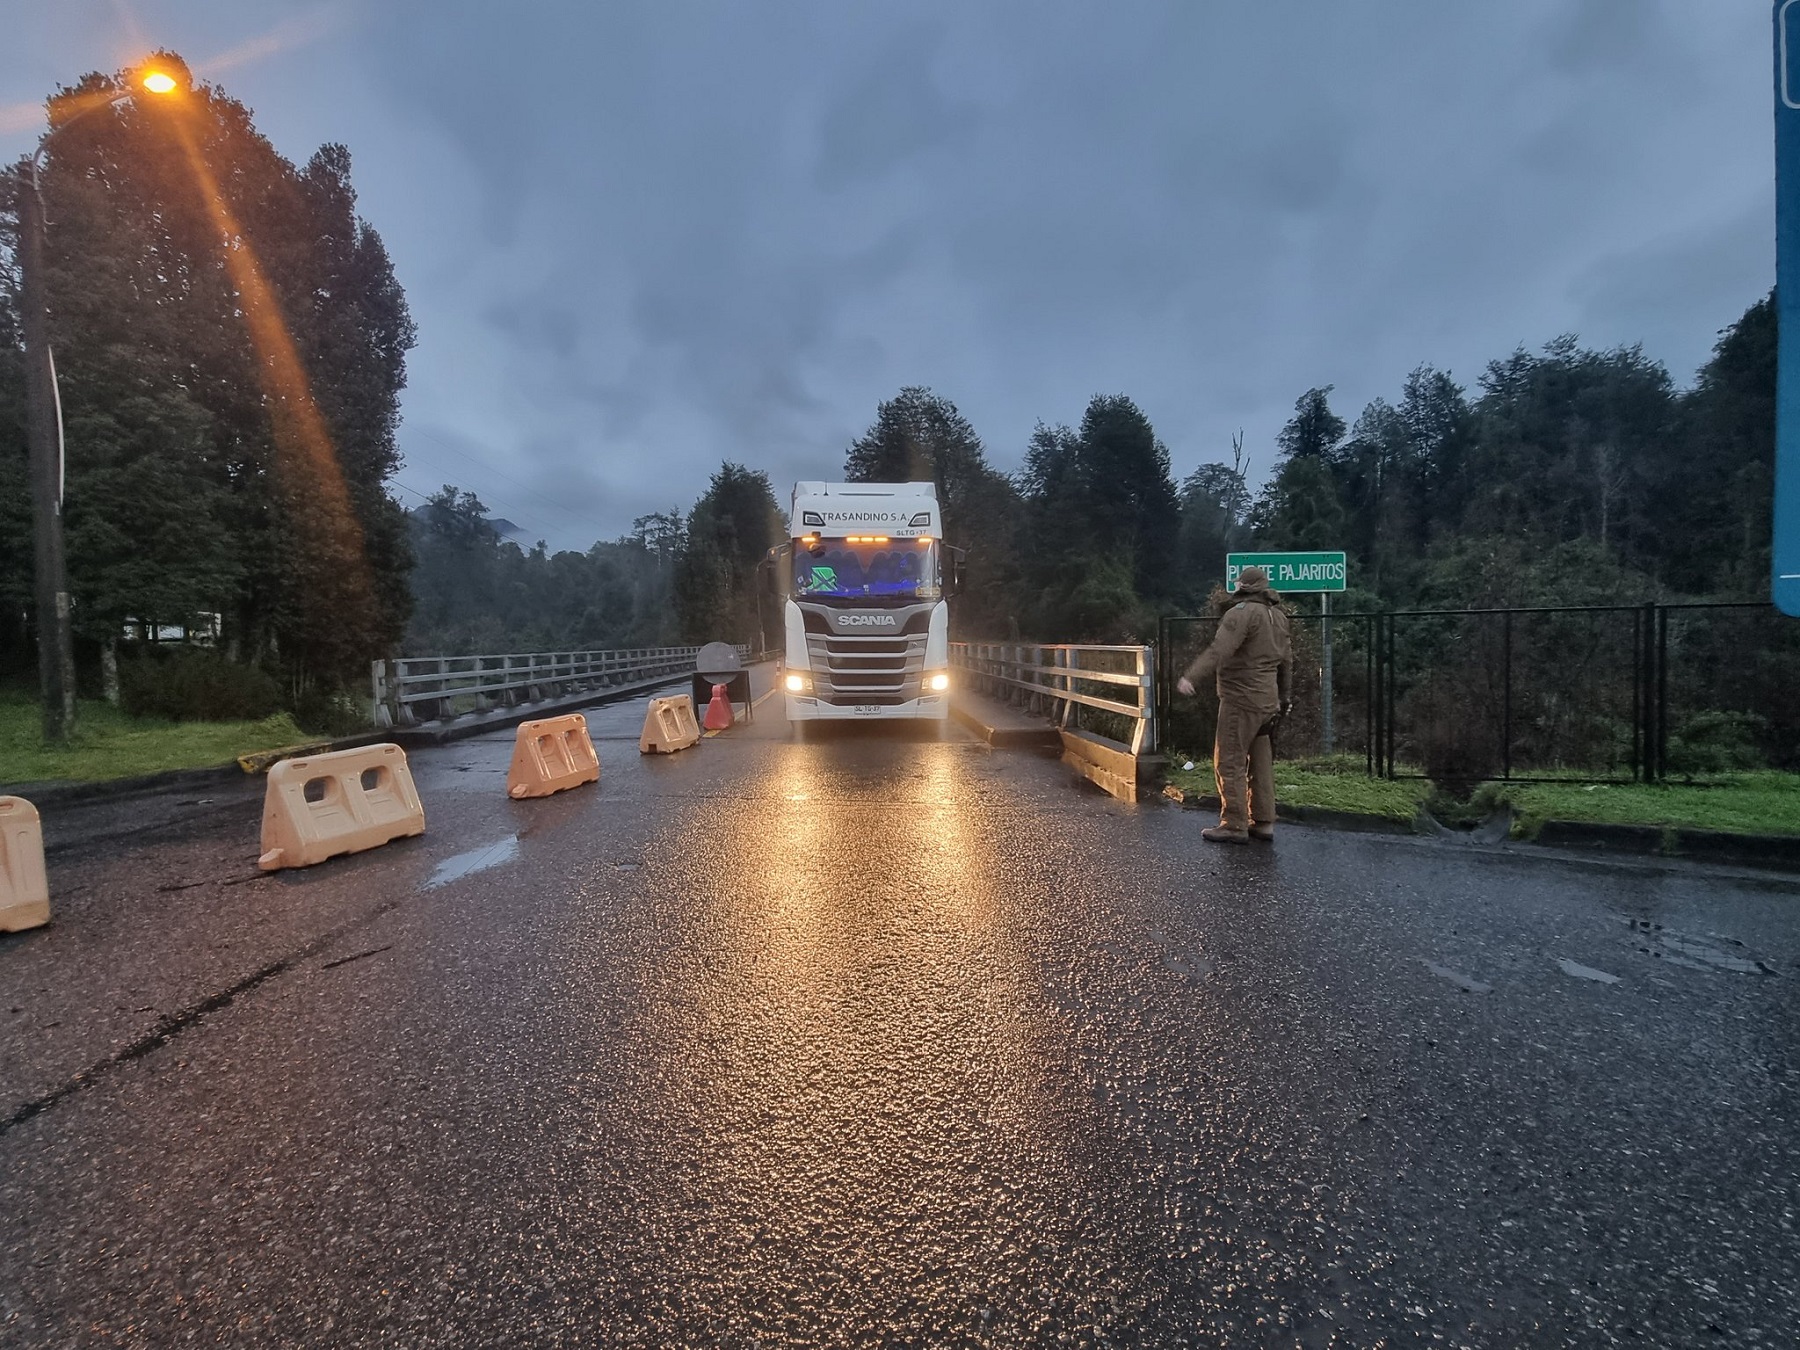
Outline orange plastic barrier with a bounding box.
[258,743,425,872]
[0,796,49,933]
[639,694,702,754]
[507,714,600,799]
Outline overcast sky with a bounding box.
[4,1,1775,551]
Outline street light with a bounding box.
[15,56,187,740]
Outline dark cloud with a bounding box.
[1548,0,1665,74]
[1571,201,1773,378]
[5,0,1775,550]
[814,23,981,189]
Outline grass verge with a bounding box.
[1166,749,1800,839]
[1165,753,1431,823]
[0,692,308,785]
[1476,774,1800,840]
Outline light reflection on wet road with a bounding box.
[2,680,1798,1347]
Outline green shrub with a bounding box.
[1666,711,1767,777]
[291,685,370,737]
[118,649,282,723]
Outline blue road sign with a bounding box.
[1776,3,1800,614]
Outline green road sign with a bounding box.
[1226,551,1347,593]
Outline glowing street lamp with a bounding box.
[15,55,187,740]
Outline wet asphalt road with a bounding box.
[2,679,1798,1348]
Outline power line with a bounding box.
[403,424,621,543]
[389,476,550,546]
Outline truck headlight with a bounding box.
[784,672,809,693]
[926,671,950,693]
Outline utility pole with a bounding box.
[14,59,187,741]
[17,161,77,742]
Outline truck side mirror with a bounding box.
[763,543,791,594]
[945,545,966,596]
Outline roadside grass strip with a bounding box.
[1482,773,1800,840]
[1165,752,1799,839]
[0,692,308,784]
[1165,753,1431,824]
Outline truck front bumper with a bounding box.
[785,695,949,722]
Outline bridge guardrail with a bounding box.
[949,642,1156,756]
[371,647,742,728]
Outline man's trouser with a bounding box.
[1214,699,1276,832]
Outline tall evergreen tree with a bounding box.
[0,60,416,698]
[1668,292,1774,596]
[1466,337,1676,570]
[1072,394,1182,602]
[0,214,29,677]
[1276,387,1348,462]
[1398,364,1474,552]
[844,387,1023,637]
[844,386,1001,539]
[674,462,783,645]
[1253,387,1350,552]
[1176,454,1253,607]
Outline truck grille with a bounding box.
[804,633,927,705]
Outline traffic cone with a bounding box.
[703,682,734,731]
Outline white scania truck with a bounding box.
[778,481,957,724]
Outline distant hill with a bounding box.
[408,502,531,544]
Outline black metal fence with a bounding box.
[1157,602,1797,783]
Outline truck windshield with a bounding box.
[794,538,940,602]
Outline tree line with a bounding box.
[402,465,782,658]
[819,295,1773,644]
[412,288,1774,665]
[1,63,1779,726]
[0,60,412,706]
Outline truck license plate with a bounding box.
[853,705,881,715]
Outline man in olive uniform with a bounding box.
[1176,566,1293,843]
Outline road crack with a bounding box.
[0,898,404,1139]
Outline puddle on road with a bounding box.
[1622,918,1773,975]
[425,835,521,890]
[1421,960,1492,994]
[1557,958,1621,985]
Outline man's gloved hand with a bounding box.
[1176,677,1195,697]
[1280,700,1292,719]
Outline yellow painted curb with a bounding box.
[238,741,334,775]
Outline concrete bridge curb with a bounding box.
[947,690,1061,749]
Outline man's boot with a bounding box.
[1202,826,1249,844]
[1249,823,1275,842]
